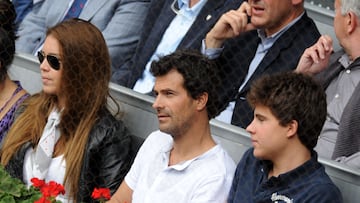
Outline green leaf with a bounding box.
[0,166,42,202]
[0,194,16,203]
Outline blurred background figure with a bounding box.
[111,0,243,92]
[15,0,150,72]
[296,0,360,169]
[0,0,29,144]
[11,0,45,31]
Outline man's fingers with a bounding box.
[222,10,251,35]
[319,35,334,53]
[239,1,252,17]
[306,36,334,63]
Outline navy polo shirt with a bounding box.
[227,148,343,203]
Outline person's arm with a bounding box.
[101,0,150,72]
[205,1,255,49]
[200,39,223,59]
[12,0,34,27]
[295,35,334,75]
[15,0,50,53]
[107,181,133,203]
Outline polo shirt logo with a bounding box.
[271,192,293,203]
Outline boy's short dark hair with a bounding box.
[150,49,222,119]
[247,71,327,150]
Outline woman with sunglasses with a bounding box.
[0,19,133,202]
[0,0,29,144]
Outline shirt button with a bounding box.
[335,94,340,99]
[346,69,351,74]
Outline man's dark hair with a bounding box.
[247,71,327,150]
[150,49,222,119]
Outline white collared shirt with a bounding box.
[125,130,236,203]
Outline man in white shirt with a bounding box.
[108,49,236,203]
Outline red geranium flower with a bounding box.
[91,187,111,202]
[31,178,65,203]
[41,181,65,197]
[34,196,52,203]
[31,177,46,188]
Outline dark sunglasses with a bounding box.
[37,51,61,71]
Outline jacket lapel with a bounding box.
[47,0,71,24]
[180,0,226,47]
[79,0,107,20]
[239,12,314,94]
[146,0,176,47]
[137,0,176,64]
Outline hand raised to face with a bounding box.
[205,1,256,49]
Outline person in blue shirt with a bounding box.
[111,0,242,93]
[15,0,150,73]
[227,72,343,203]
[203,0,320,128]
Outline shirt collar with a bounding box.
[176,0,207,15]
[339,53,352,69]
[161,142,220,171]
[176,0,187,8]
[260,150,321,187]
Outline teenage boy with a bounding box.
[228,72,343,203]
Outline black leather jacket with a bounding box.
[5,109,132,202]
